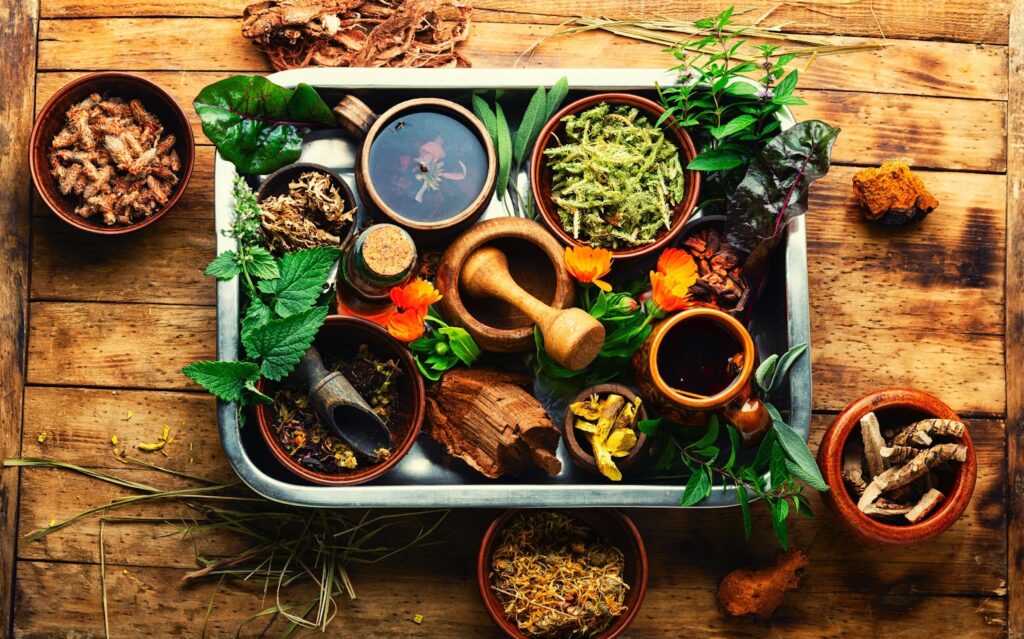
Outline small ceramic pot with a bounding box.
[531,92,700,260]
[29,72,195,234]
[256,161,358,249]
[255,315,425,486]
[562,383,649,477]
[633,308,770,442]
[478,509,648,639]
[817,388,977,546]
[333,95,496,240]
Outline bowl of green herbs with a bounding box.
[530,93,700,260]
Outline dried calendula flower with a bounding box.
[570,392,642,481]
[412,614,424,625]
[37,432,47,444]
[111,435,119,446]
[136,424,172,454]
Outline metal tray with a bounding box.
[215,68,810,508]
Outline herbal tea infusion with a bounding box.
[368,111,487,221]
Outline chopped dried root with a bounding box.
[859,412,886,477]
[892,419,964,447]
[905,488,945,523]
[857,443,967,512]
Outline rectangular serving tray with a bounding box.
[215,67,810,508]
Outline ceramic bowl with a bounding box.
[478,509,648,639]
[29,72,195,234]
[816,388,977,545]
[255,315,425,486]
[562,383,649,476]
[256,162,358,252]
[530,92,700,260]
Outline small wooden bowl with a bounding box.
[530,93,700,260]
[255,162,358,251]
[478,509,648,639]
[817,388,977,546]
[563,384,649,477]
[29,72,195,234]
[255,315,425,486]
[435,217,574,352]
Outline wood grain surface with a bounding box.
[6,0,1016,638]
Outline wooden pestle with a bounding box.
[460,246,605,371]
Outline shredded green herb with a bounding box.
[544,103,685,249]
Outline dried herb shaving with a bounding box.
[260,170,355,254]
[544,103,685,249]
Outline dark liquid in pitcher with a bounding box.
[368,111,487,223]
[657,317,741,396]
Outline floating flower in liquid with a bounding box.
[412,136,468,203]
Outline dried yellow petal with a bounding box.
[605,429,637,456]
[47,519,57,528]
[37,432,47,443]
[111,435,119,446]
[125,411,133,421]
[412,614,424,624]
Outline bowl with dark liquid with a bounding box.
[333,95,496,240]
[633,308,770,442]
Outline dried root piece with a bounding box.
[892,419,965,447]
[842,439,868,495]
[717,550,809,621]
[879,445,920,464]
[905,488,945,523]
[852,161,938,226]
[260,170,355,254]
[859,412,886,477]
[242,0,473,71]
[681,228,749,314]
[857,443,967,512]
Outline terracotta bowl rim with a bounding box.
[817,387,977,545]
[29,71,195,235]
[255,161,359,247]
[255,315,425,486]
[529,92,701,260]
[477,508,649,639]
[562,383,649,474]
[358,97,497,232]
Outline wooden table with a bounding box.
[1,0,1020,636]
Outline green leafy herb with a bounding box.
[408,310,481,381]
[181,361,260,403]
[246,305,329,381]
[495,102,513,200]
[256,246,339,317]
[193,75,335,175]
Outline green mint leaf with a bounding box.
[723,81,759,97]
[754,353,779,394]
[680,467,712,507]
[654,435,676,471]
[753,428,778,472]
[770,498,790,549]
[514,86,547,165]
[774,69,799,98]
[773,96,807,107]
[546,77,570,120]
[257,247,338,318]
[725,425,740,470]
[414,355,444,382]
[769,441,788,489]
[472,94,498,142]
[691,414,719,449]
[241,297,272,358]
[792,492,815,518]
[687,147,745,171]
[768,343,808,394]
[247,247,280,281]
[205,251,242,281]
[768,403,828,491]
[244,379,274,405]
[709,114,757,140]
[735,482,752,540]
[437,326,481,366]
[248,305,329,381]
[637,417,662,436]
[182,360,260,403]
[495,102,513,199]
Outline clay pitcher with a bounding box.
[633,308,770,443]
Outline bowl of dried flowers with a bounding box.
[255,162,357,255]
[530,93,700,260]
[30,72,194,234]
[255,315,425,486]
[817,388,977,545]
[478,509,648,639]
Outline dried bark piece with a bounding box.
[905,488,945,523]
[862,501,911,517]
[859,411,886,478]
[242,0,472,71]
[681,228,749,313]
[842,439,867,495]
[717,550,809,621]
[852,161,939,226]
[857,443,967,511]
[892,418,965,447]
[424,368,561,479]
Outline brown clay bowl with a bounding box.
[435,217,574,352]
[563,384,649,477]
[530,92,700,260]
[255,315,425,486]
[816,388,976,546]
[478,509,648,639]
[29,72,195,234]
[256,162,358,251]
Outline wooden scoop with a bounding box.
[460,246,605,371]
[293,345,394,460]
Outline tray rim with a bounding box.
[214,67,810,509]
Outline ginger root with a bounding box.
[852,161,938,226]
[717,550,809,620]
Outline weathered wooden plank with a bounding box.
[11,559,1007,638]
[1006,0,1024,636]
[26,302,215,391]
[38,0,1011,45]
[0,1,38,637]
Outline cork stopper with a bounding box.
[359,224,416,281]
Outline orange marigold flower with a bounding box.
[657,248,699,280]
[650,248,699,312]
[386,307,427,342]
[564,245,613,292]
[390,278,442,312]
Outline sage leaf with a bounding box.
[754,354,779,393]
[514,86,547,165]
[183,360,260,403]
[248,305,329,381]
[768,404,828,491]
[471,94,497,141]
[545,77,569,120]
[495,102,513,198]
[257,247,339,318]
[205,251,242,281]
[193,76,335,175]
[680,467,712,507]
[769,343,808,394]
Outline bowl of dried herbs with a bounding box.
[255,315,425,485]
[531,93,700,260]
[255,162,357,255]
[478,509,648,639]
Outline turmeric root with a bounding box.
[717,550,809,620]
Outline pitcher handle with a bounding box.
[333,95,378,139]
